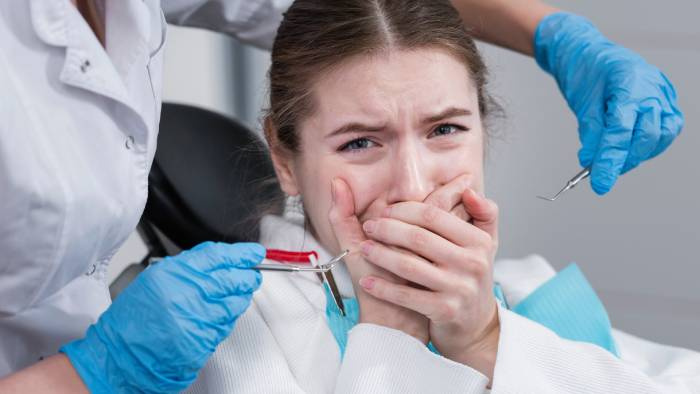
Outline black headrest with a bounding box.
[143,103,284,250]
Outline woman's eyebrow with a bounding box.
[327,122,385,138]
[422,107,472,124]
[326,107,471,137]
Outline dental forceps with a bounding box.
[537,167,591,202]
[257,249,349,316]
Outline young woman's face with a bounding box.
[273,48,485,254]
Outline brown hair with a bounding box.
[264,0,497,153]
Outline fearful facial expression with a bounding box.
[272,48,485,254]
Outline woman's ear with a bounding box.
[270,149,300,196]
[265,118,300,196]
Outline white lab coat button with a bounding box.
[80,59,91,73]
[125,135,135,149]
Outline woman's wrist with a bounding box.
[357,293,430,344]
[444,306,500,382]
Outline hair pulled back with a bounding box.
[264,0,495,152]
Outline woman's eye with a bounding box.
[339,137,376,152]
[430,123,468,137]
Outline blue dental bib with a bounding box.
[324,263,617,358]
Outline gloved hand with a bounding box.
[61,242,265,393]
[534,12,684,195]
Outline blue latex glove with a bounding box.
[61,242,264,393]
[534,12,684,195]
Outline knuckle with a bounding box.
[432,195,451,211]
[472,261,487,278]
[471,252,490,277]
[393,286,412,303]
[478,231,493,247]
[458,279,479,298]
[439,299,459,321]
[397,258,418,279]
[422,204,440,225]
[410,229,427,249]
[459,251,484,276]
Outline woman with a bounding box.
[186,1,699,392]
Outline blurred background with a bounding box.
[109,1,700,349]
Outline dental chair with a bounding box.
[109,103,284,297]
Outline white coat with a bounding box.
[0,0,290,376]
[186,214,700,394]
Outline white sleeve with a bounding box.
[184,302,308,394]
[160,0,293,49]
[187,304,488,393]
[490,304,700,393]
[336,324,489,394]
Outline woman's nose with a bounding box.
[386,145,434,204]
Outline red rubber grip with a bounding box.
[265,249,318,264]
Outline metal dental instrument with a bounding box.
[321,268,346,316]
[537,167,591,202]
[257,249,349,316]
[254,262,339,272]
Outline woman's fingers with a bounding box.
[363,217,489,273]
[359,276,456,322]
[461,188,499,248]
[423,174,472,222]
[328,177,398,284]
[449,204,470,223]
[360,240,451,291]
[382,201,477,247]
[328,177,366,252]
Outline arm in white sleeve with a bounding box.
[336,324,489,394]
[187,307,489,393]
[160,0,292,49]
[490,304,700,393]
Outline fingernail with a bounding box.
[360,240,373,256]
[359,277,375,290]
[382,206,392,217]
[363,220,377,233]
